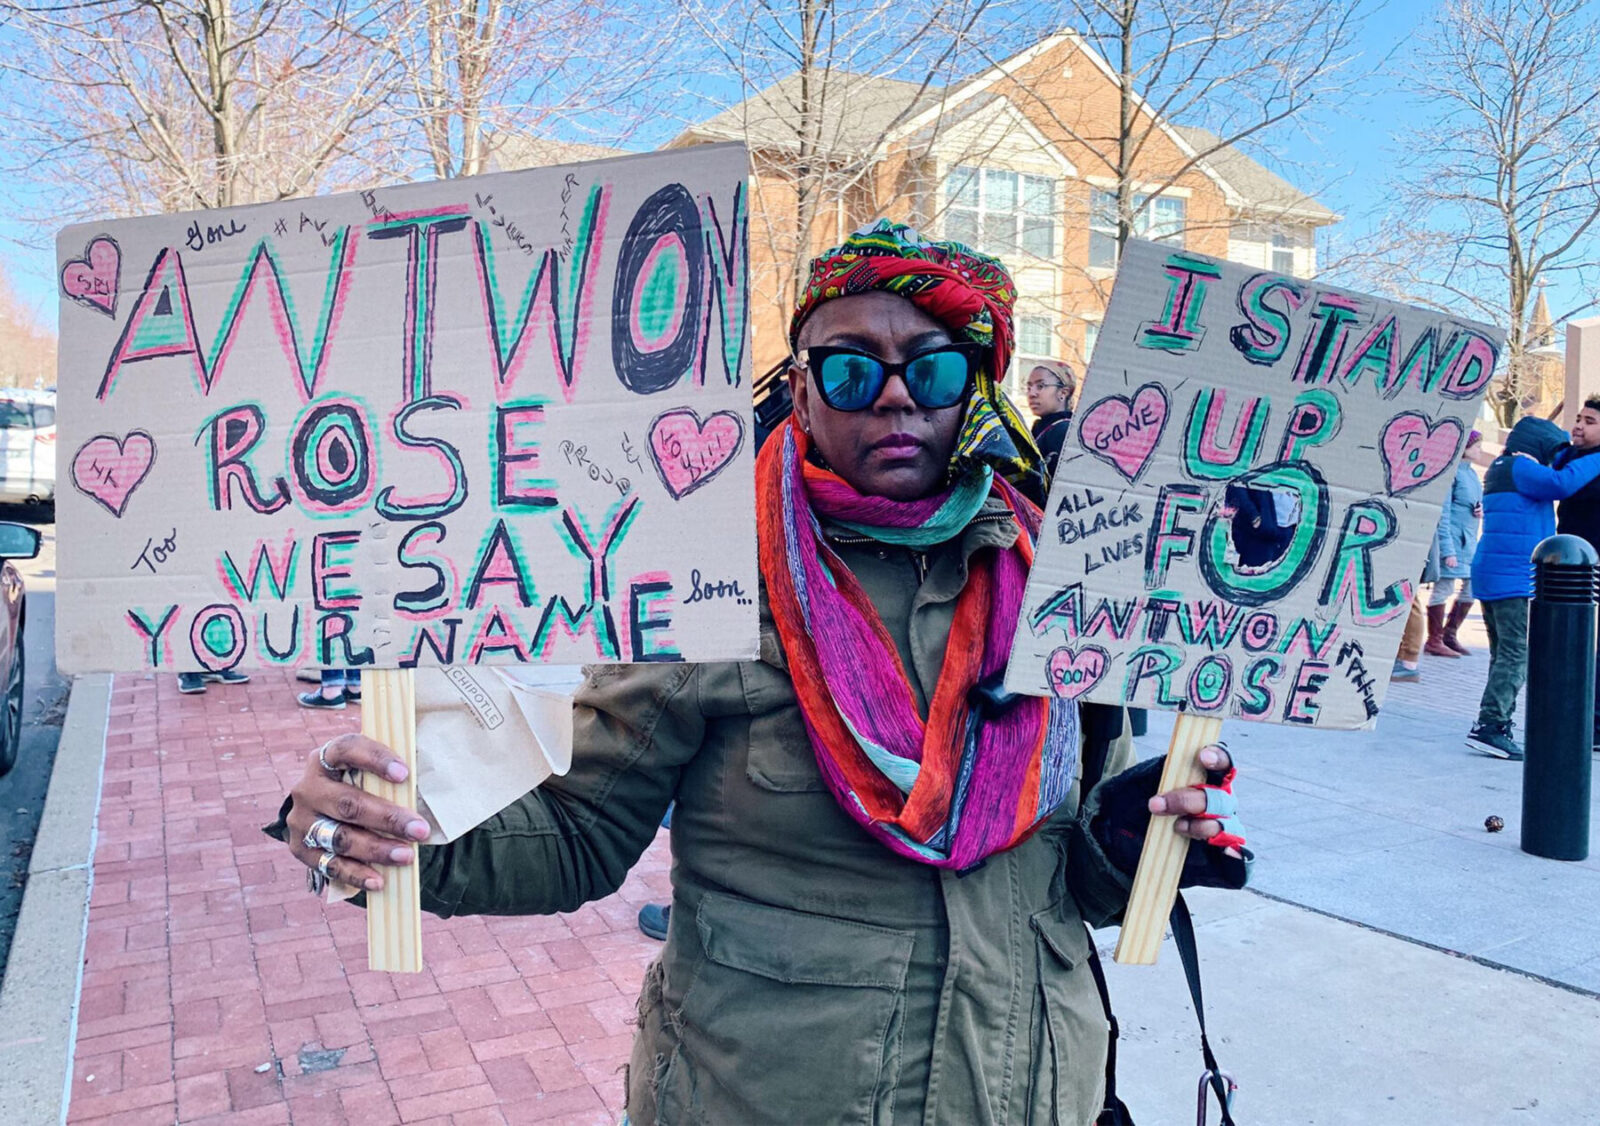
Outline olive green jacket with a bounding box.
[410,499,1137,1125]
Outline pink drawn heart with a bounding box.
[648,408,745,500]
[1380,413,1463,496]
[1046,645,1109,701]
[1077,383,1170,483]
[61,235,122,318]
[72,431,156,518]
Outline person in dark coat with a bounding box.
[1553,396,1600,746]
[1468,416,1600,760]
[1025,362,1075,477]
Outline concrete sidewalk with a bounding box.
[4,604,1598,1124]
[1189,612,1600,994]
[1113,613,1600,1122]
[1103,889,1600,1123]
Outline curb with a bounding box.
[0,673,111,1125]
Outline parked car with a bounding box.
[0,390,55,507]
[0,521,38,777]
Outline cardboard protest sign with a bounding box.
[1004,239,1502,729]
[55,144,757,674]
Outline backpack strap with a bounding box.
[1172,894,1238,1126]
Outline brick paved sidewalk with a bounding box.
[69,671,668,1126]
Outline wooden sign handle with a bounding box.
[1113,713,1222,965]
[360,668,423,972]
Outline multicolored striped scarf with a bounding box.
[756,418,1080,869]
[791,220,1048,503]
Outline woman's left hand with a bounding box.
[1147,744,1244,858]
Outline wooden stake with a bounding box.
[360,668,423,973]
[1113,713,1222,965]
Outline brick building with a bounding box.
[498,31,1339,404]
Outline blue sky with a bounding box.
[3,0,1565,341]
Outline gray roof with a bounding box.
[673,71,945,156]
[673,74,1336,226]
[489,136,633,172]
[1172,126,1339,225]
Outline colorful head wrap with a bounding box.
[790,220,1046,502]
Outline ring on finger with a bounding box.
[307,866,327,896]
[303,816,340,853]
[317,741,338,775]
[318,850,337,878]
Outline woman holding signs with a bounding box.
[269,221,1249,1125]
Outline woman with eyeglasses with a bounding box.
[271,221,1248,1126]
[1026,360,1077,479]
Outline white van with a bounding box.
[0,390,56,505]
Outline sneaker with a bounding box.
[1467,723,1524,760]
[297,691,346,710]
[637,903,670,941]
[1390,660,1420,683]
[343,685,362,703]
[177,673,207,695]
[202,669,250,685]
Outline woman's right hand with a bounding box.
[285,734,432,891]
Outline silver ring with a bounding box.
[302,816,340,853]
[307,866,327,895]
[318,850,337,877]
[318,741,337,774]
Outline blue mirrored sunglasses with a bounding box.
[798,343,985,412]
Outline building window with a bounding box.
[1089,192,1118,269]
[1149,195,1185,240]
[1089,190,1188,268]
[1084,321,1100,361]
[945,166,980,246]
[944,166,1056,258]
[1272,232,1295,274]
[1018,315,1054,358]
[1010,314,1056,400]
[1021,176,1055,257]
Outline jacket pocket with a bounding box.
[1026,904,1109,1126]
[739,660,828,793]
[656,891,914,1125]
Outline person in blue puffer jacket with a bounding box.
[1467,416,1600,759]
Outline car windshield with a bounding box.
[0,403,36,431]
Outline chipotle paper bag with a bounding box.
[328,665,583,901]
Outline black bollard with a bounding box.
[1522,534,1597,861]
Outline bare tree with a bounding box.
[386,0,677,182]
[1360,0,1600,428]
[0,0,401,217]
[0,264,56,390]
[973,2,1360,295]
[678,0,1010,332]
